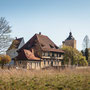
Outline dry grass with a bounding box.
[0,67,90,90]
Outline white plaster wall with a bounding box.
[18,38,25,49]
[6,38,25,59]
[6,49,18,59]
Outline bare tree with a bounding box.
[82,35,90,50]
[82,35,90,61]
[0,17,12,54]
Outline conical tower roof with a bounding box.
[65,32,75,40]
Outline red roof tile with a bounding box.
[36,34,64,53]
[16,49,40,60]
[18,34,64,53]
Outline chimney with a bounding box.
[39,32,41,35]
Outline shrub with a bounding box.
[78,56,88,66]
[0,55,11,69]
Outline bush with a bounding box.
[0,55,11,69]
[78,56,88,66]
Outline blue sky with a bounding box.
[0,0,90,50]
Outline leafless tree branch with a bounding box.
[0,17,12,54]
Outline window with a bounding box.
[59,54,61,57]
[48,52,50,56]
[55,61,56,65]
[48,61,49,64]
[52,53,54,57]
[39,62,41,66]
[44,60,46,65]
[37,62,39,67]
[56,54,58,57]
[50,53,52,56]
[54,53,57,57]
[42,52,45,56]
[58,61,59,65]
[58,54,59,57]
[20,61,21,64]
[45,52,48,56]
[31,62,32,66]
[51,60,53,66]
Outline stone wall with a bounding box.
[63,40,76,48]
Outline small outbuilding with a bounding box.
[6,37,25,59]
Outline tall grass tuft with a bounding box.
[0,68,90,90]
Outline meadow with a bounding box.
[0,67,90,90]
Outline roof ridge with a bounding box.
[35,34,43,50]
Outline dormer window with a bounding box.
[27,45,30,49]
[49,44,54,48]
[41,44,44,47]
[31,44,35,48]
[54,45,59,49]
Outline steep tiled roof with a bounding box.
[16,49,40,60]
[7,38,23,51]
[18,33,64,53]
[36,34,64,53]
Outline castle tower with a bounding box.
[63,32,76,48]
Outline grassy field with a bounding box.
[0,67,90,90]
